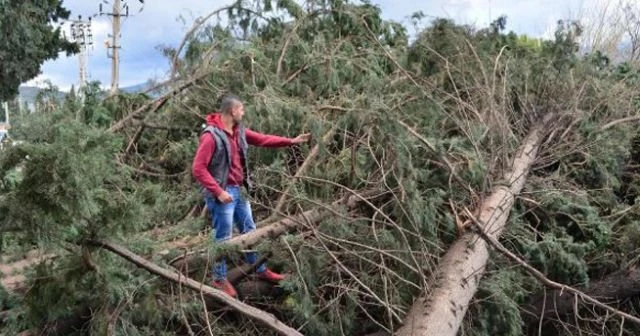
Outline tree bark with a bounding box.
[395,121,549,336]
[89,239,304,336]
[169,205,333,272]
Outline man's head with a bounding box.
[220,94,244,124]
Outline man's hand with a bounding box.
[217,191,233,204]
[291,133,311,144]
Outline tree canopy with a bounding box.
[1,0,640,335]
[0,0,78,101]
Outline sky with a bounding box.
[25,0,600,92]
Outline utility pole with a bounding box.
[68,15,93,100]
[99,0,144,96]
[99,0,124,95]
[110,0,121,95]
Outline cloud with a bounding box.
[376,0,599,37]
[27,0,602,91]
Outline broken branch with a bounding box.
[467,208,640,326]
[88,239,304,336]
[108,70,212,133]
[265,124,338,223]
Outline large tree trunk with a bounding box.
[396,121,549,336]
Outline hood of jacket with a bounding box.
[205,112,244,136]
[206,112,225,129]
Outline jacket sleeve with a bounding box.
[245,128,294,147]
[192,133,224,197]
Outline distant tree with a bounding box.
[0,0,78,101]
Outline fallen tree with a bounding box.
[11,252,276,336]
[396,114,553,336]
[466,208,640,329]
[168,189,382,273]
[88,239,304,336]
[523,265,640,327]
[4,1,640,334]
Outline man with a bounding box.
[191,94,311,297]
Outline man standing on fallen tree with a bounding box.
[191,94,311,297]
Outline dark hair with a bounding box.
[220,94,241,114]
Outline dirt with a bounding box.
[0,250,53,291]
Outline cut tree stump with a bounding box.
[395,118,551,336]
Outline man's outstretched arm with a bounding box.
[192,133,225,197]
[245,128,311,147]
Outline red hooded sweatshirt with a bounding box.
[192,113,295,198]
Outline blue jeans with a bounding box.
[205,185,266,281]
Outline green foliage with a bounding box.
[0,0,78,101]
[469,269,530,336]
[0,107,143,248]
[2,0,640,335]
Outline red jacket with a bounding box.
[192,113,294,197]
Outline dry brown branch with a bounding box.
[277,17,305,76]
[397,119,471,195]
[304,211,403,327]
[283,63,310,85]
[88,239,304,336]
[170,4,237,78]
[226,254,271,284]
[167,192,365,269]
[264,124,338,223]
[468,208,640,326]
[115,159,187,178]
[124,124,145,154]
[600,114,640,131]
[170,185,387,273]
[168,204,331,269]
[395,114,552,336]
[108,70,213,133]
[285,173,432,258]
